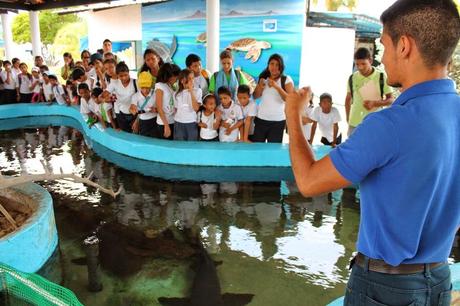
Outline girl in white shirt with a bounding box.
[217,87,243,142]
[30,67,42,103]
[198,94,221,141]
[252,54,295,143]
[174,69,202,141]
[17,63,34,103]
[155,63,181,140]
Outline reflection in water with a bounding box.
[0,127,457,306]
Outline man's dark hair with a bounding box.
[381,0,460,67]
[40,65,49,71]
[217,86,232,97]
[115,61,130,74]
[103,39,112,44]
[71,67,86,81]
[156,63,181,83]
[354,48,371,60]
[78,83,89,91]
[186,54,201,68]
[3,60,11,66]
[48,74,58,81]
[237,84,251,96]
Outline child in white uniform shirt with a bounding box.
[174,69,202,141]
[48,74,69,106]
[42,71,54,103]
[130,72,158,138]
[93,88,117,130]
[217,86,243,142]
[17,63,33,103]
[310,93,342,147]
[155,63,181,140]
[236,85,257,142]
[186,54,210,96]
[198,94,221,141]
[78,83,97,122]
[1,61,18,103]
[30,67,42,103]
[106,62,138,133]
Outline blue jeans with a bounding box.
[345,257,452,306]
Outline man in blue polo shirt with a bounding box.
[285,0,460,304]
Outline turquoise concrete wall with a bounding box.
[0,104,332,168]
[0,183,58,273]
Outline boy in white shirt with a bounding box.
[106,62,138,133]
[236,84,257,142]
[310,93,342,147]
[78,83,97,123]
[48,74,69,106]
[41,71,54,103]
[129,72,158,137]
[93,87,117,130]
[217,86,243,142]
[186,54,210,96]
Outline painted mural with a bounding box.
[141,0,305,85]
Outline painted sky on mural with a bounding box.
[142,0,305,22]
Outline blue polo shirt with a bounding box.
[330,79,460,266]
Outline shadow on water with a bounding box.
[0,125,458,306]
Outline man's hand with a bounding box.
[363,100,378,111]
[285,87,312,118]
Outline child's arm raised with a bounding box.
[188,83,201,112]
[253,78,265,100]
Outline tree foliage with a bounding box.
[12,11,79,45]
[51,21,88,62]
[312,0,358,11]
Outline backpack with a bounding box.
[349,69,385,100]
[132,78,138,93]
[201,70,210,86]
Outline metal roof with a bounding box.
[307,11,383,39]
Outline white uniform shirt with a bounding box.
[218,101,243,142]
[32,76,41,94]
[80,96,97,115]
[238,100,257,136]
[198,111,218,140]
[155,82,175,125]
[43,82,53,102]
[257,75,293,121]
[303,104,315,141]
[18,74,33,94]
[107,78,137,114]
[193,74,209,97]
[311,106,342,142]
[131,91,157,121]
[1,71,17,90]
[53,85,67,105]
[174,88,202,124]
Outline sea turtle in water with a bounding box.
[147,35,178,64]
[196,32,207,44]
[227,38,271,63]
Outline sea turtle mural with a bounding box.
[227,38,271,63]
[196,32,207,44]
[236,67,257,93]
[147,36,178,64]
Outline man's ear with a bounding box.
[398,35,412,60]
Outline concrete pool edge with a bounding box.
[0,183,58,273]
[0,103,332,168]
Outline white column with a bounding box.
[1,13,14,60]
[29,11,42,57]
[206,0,220,74]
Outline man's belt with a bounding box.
[354,253,445,275]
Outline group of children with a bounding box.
[0,49,343,146]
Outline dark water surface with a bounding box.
[0,126,457,306]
